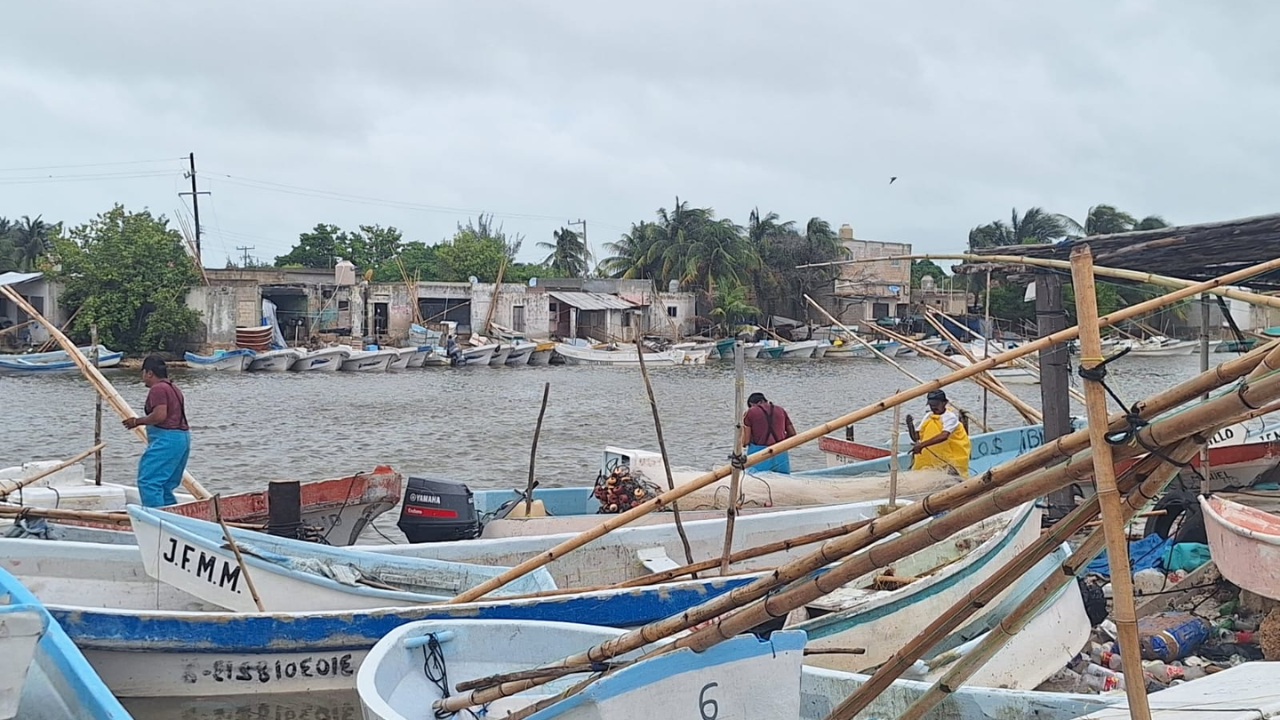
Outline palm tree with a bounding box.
[968,207,1074,248]
[599,221,659,279]
[0,217,15,273]
[538,227,590,278]
[673,216,756,292]
[1134,215,1170,231]
[707,283,760,337]
[13,215,49,271]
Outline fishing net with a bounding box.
[665,467,957,511]
[592,465,663,514]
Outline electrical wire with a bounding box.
[0,158,184,173]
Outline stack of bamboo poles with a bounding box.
[432,256,1280,718]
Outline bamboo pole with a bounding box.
[800,252,1280,312]
[36,307,82,353]
[482,259,507,336]
[888,402,901,508]
[720,340,746,575]
[212,495,265,612]
[801,294,993,431]
[523,383,550,516]
[822,444,1189,719]
[443,260,1280,608]
[1070,244,1151,719]
[918,311,1032,419]
[982,268,992,427]
[0,444,106,498]
[634,337,696,568]
[894,438,1203,720]
[0,286,210,499]
[438,355,1280,712]
[866,318,1040,424]
[91,325,103,486]
[0,318,35,338]
[1200,294,1212,494]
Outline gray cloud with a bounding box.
[2,0,1278,266]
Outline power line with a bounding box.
[0,158,184,173]
[236,245,256,267]
[0,170,176,186]
[178,153,210,260]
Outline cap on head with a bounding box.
[142,354,168,378]
[926,390,947,403]
[747,392,767,406]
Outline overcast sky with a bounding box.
[2,1,1277,268]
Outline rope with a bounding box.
[728,453,748,470]
[1078,348,1198,471]
[423,633,486,719]
[1215,295,1249,354]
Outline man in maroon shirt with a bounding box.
[122,355,190,506]
[741,392,797,473]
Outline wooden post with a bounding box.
[0,286,211,498]
[634,337,696,568]
[483,259,507,337]
[720,341,746,575]
[213,495,265,612]
[1037,271,1075,520]
[266,479,302,538]
[1069,245,1152,719]
[1200,294,1211,492]
[982,267,992,427]
[525,382,551,515]
[91,324,103,486]
[888,402,901,508]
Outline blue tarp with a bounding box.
[1087,533,1175,579]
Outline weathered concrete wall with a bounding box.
[469,283,552,338]
[647,292,698,337]
[186,281,259,350]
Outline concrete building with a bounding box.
[0,272,65,349]
[832,224,912,325]
[912,274,970,316]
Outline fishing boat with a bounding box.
[2,465,402,547]
[714,337,737,358]
[127,505,558,612]
[741,341,764,358]
[1202,495,1280,600]
[488,344,513,366]
[1075,661,1280,718]
[813,340,832,359]
[247,348,303,372]
[358,621,806,720]
[818,423,1054,471]
[0,345,123,373]
[554,343,687,366]
[506,341,537,365]
[0,537,765,697]
[183,348,255,372]
[0,567,132,720]
[947,352,1040,385]
[405,346,431,368]
[387,348,414,371]
[779,339,820,358]
[1119,336,1199,357]
[527,342,555,366]
[461,344,497,365]
[340,348,397,372]
[290,346,349,372]
[421,349,451,367]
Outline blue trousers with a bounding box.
[138,427,190,507]
[747,443,791,474]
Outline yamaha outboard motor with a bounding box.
[397,476,481,543]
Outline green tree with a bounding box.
[372,241,440,282]
[12,215,51,271]
[0,217,16,273]
[1134,215,1170,231]
[344,224,404,270]
[911,259,947,287]
[274,223,349,268]
[1062,205,1171,237]
[598,221,660,279]
[538,227,590,278]
[50,205,202,352]
[435,219,513,283]
[967,207,1075,248]
[707,283,760,337]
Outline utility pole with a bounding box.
[178,152,210,265]
[236,246,255,268]
[567,218,588,267]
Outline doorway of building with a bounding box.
[374,303,389,336]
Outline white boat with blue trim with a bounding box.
[358,621,806,720]
[184,348,255,372]
[0,567,131,720]
[290,346,349,372]
[0,345,123,374]
[246,347,303,372]
[340,348,397,372]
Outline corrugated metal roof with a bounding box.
[548,291,637,311]
[0,272,42,288]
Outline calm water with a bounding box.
[0,351,1207,713]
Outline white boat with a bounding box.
[127,506,557,612]
[813,340,831,359]
[247,348,303,372]
[405,346,431,368]
[1202,495,1280,601]
[505,341,537,365]
[1077,661,1280,718]
[184,348,255,372]
[489,344,513,366]
[422,349,451,367]
[340,349,396,372]
[780,339,820,358]
[527,342,555,366]
[554,343,686,366]
[741,341,764,358]
[948,352,1040,385]
[461,344,497,365]
[290,346,349,372]
[387,348,414,371]
[1,464,402,547]
[358,620,805,720]
[0,567,132,720]
[0,345,123,373]
[1120,337,1199,357]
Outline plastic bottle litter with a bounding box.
[1138,612,1211,661]
[1081,663,1124,692]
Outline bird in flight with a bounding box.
[889,176,898,185]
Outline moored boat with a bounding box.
[461,344,497,365]
[813,340,831,359]
[340,348,396,372]
[506,341,537,365]
[554,343,685,366]
[0,345,123,373]
[387,348,414,371]
[780,339,819,358]
[247,348,303,372]
[406,346,431,368]
[290,346,349,372]
[527,341,555,366]
[357,621,806,720]
[183,348,255,372]
[488,344,513,366]
[741,341,764,358]
[1202,495,1280,600]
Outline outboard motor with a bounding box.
[397,476,481,543]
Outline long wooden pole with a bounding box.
[802,294,993,431]
[918,311,1034,418]
[444,258,1280,607]
[720,340,746,575]
[1070,244,1152,719]
[482,259,507,336]
[982,268,992,427]
[635,337,696,568]
[437,351,1280,712]
[524,383,550,516]
[0,318,35,338]
[0,286,211,499]
[888,402,901,508]
[91,325,104,486]
[212,495,265,612]
[0,444,106,498]
[1200,294,1212,494]
[892,439,1203,720]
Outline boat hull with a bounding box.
[247,349,302,372]
[554,344,682,366]
[291,348,348,372]
[340,351,394,372]
[1202,495,1280,600]
[184,350,254,372]
[387,350,413,371]
[780,341,819,358]
[489,345,513,366]
[527,346,554,366]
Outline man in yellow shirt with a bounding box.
[910,390,971,476]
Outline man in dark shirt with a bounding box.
[740,392,797,474]
[123,355,190,506]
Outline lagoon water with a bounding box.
[0,350,1207,714]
